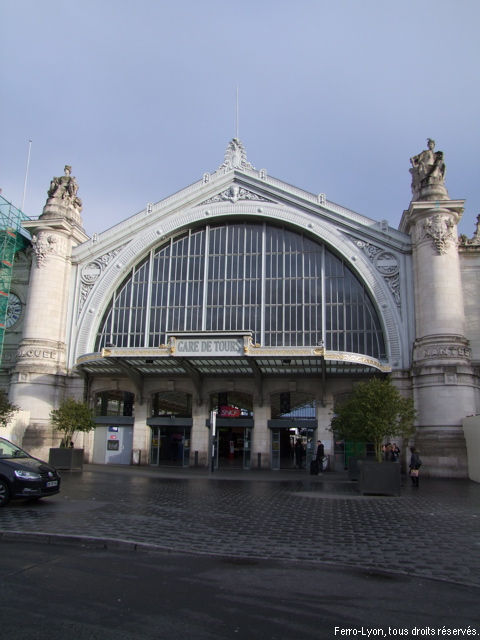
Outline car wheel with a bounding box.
[0,479,10,507]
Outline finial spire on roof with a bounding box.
[218,138,254,172]
[235,86,239,140]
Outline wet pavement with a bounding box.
[1,464,480,587]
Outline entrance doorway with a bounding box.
[149,425,191,467]
[270,424,317,471]
[209,391,253,470]
[216,426,252,469]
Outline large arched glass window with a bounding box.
[95,222,386,358]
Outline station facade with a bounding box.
[2,139,479,476]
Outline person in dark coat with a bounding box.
[294,439,304,469]
[409,446,422,487]
[315,440,325,474]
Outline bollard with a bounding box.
[257,452,261,469]
[194,450,198,466]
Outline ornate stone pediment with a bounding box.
[200,185,273,206]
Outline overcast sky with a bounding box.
[2,0,479,238]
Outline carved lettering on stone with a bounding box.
[422,214,456,254]
[420,344,471,359]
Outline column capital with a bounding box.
[400,199,464,235]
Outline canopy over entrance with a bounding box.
[77,332,391,404]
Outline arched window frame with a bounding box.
[93,222,387,359]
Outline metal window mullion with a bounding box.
[260,223,266,346]
[242,228,246,330]
[319,246,324,348]
[144,251,154,347]
[223,226,228,331]
[184,231,191,331]
[126,267,135,348]
[202,226,210,331]
[301,243,305,346]
[166,237,173,336]
[110,290,117,346]
[282,236,286,346]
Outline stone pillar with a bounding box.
[252,403,269,468]
[132,401,150,465]
[191,404,209,466]
[9,166,88,459]
[401,143,477,476]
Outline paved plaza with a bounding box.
[1,465,479,586]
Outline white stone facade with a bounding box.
[2,140,479,477]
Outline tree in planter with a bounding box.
[330,377,416,463]
[0,390,19,429]
[50,398,96,448]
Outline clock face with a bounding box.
[6,293,22,329]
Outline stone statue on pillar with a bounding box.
[42,165,84,228]
[410,139,448,201]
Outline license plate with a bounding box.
[46,480,58,488]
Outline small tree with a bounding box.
[330,377,416,462]
[0,390,19,429]
[50,398,96,448]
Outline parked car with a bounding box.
[0,437,61,506]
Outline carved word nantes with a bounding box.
[175,337,243,356]
[421,344,471,359]
[422,214,456,254]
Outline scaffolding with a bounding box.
[0,194,30,363]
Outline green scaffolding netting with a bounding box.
[0,194,31,363]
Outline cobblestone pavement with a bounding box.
[1,465,479,587]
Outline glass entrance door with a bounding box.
[215,426,250,469]
[270,427,316,471]
[150,426,191,466]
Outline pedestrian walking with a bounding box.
[409,446,422,487]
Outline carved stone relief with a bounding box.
[356,241,401,307]
[31,233,59,267]
[78,248,123,314]
[421,214,456,254]
[459,214,480,247]
[46,165,82,212]
[201,185,273,205]
[409,139,448,201]
[218,138,254,172]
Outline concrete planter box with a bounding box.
[358,460,401,496]
[48,448,84,471]
[348,456,363,480]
